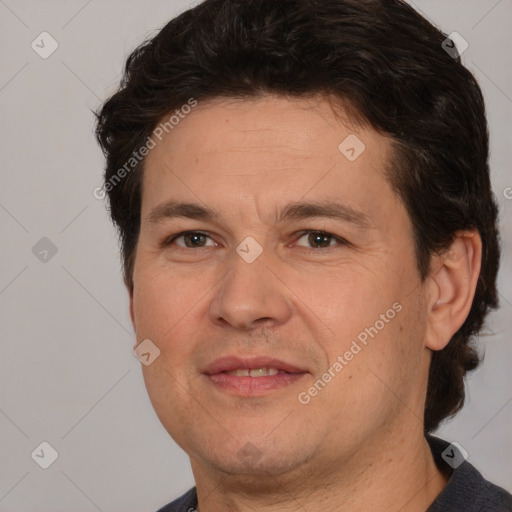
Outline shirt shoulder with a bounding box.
[427,436,512,512]
[156,487,197,512]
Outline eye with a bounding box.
[162,230,348,251]
[165,231,216,248]
[294,230,348,249]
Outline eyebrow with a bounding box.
[147,200,373,229]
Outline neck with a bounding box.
[191,424,448,512]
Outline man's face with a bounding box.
[131,96,431,480]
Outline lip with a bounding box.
[203,356,308,396]
[203,356,306,375]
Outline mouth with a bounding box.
[223,368,289,377]
[203,356,308,396]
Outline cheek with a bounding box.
[140,362,193,450]
[295,262,403,347]
[132,261,205,340]
[308,300,426,438]
[302,261,426,400]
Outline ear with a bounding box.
[424,230,482,351]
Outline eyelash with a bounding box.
[162,230,350,252]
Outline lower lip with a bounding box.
[206,372,307,395]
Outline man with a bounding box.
[95,0,511,510]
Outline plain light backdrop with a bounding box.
[1,1,511,511]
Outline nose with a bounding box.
[209,249,293,331]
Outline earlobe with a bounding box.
[424,230,482,352]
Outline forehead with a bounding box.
[141,95,400,226]
[145,95,385,165]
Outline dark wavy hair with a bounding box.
[95,0,500,433]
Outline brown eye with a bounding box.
[295,231,344,249]
[168,231,215,248]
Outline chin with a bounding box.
[190,434,315,479]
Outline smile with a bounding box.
[224,368,288,377]
[203,357,308,396]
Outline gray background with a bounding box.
[0,1,511,510]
